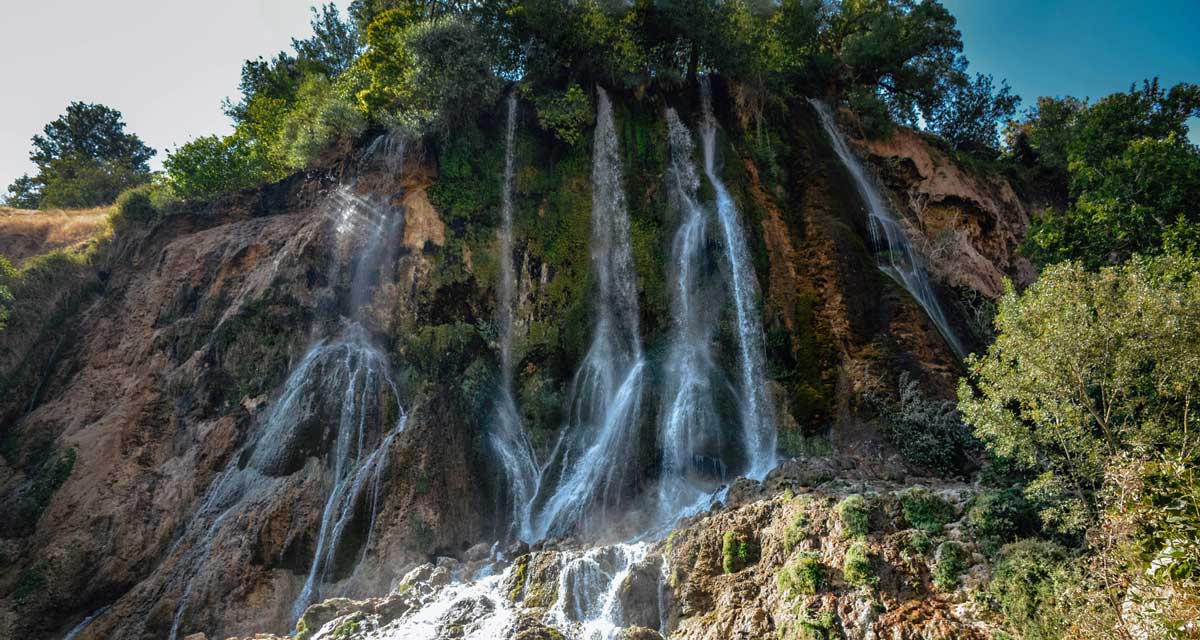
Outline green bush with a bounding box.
[165,133,273,200]
[906,530,934,555]
[530,84,594,146]
[933,541,970,591]
[966,488,1037,555]
[986,540,1072,640]
[898,487,956,534]
[109,181,177,232]
[0,256,15,330]
[722,530,757,574]
[783,509,810,553]
[836,494,870,538]
[843,541,876,587]
[777,551,825,597]
[790,608,839,640]
[868,372,978,476]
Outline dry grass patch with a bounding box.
[0,206,110,266]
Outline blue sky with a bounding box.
[942,0,1200,144]
[1,1,1197,192]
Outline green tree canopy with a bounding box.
[959,256,1200,533]
[4,102,155,209]
[1019,80,1200,267]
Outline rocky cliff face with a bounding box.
[0,87,1032,639]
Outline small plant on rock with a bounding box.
[899,487,956,534]
[722,530,757,574]
[777,551,825,597]
[843,541,876,587]
[933,540,970,590]
[836,494,870,538]
[784,509,810,553]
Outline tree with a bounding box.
[928,73,1020,155]
[292,3,361,76]
[959,256,1200,534]
[831,0,964,127]
[3,175,41,209]
[29,102,154,174]
[164,134,272,200]
[1005,95,1087,170]
[4,102,155,209]
[1023,81,1200,267]
[405,16,503,132]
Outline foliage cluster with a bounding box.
[146,0,1030,201]
[866,371,978,476]
[4,102,155,209]
[721,530,757,574]
[961,255,1200,637]
[1011,80,1200,267]
[777,550,824,597]
[835,494,870,538]
[897,487,955,534]
[842,541,875,587]
[931,540,969,590]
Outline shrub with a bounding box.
[843,541,876,587]
[165,133,272,200]
[966,488,1038,555]
[777,551,825,597]
[530,84,594,146]
[783,509,810,553]
[836,494,870,538]
[109,181,177,232]
[722,530,757,574]
[933,541,970,590]
[898,487,956,534]
[0,256,14,330]
[790,608,839,640]
[906,530,934,555]
[868,372,978,476]
[986,540,1072,640]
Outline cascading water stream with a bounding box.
[699,80,777,480]
[656,108,727,520]
[529,87,647,541]
[489,94,541,541]
[167,141,411,640]
[809,98,966,359]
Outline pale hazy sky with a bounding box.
[0,0,350,190]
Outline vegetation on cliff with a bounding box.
[0,1,1198,639]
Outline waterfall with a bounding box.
[489,94,541,541]
[548,542,654,639]
[699,80,777,480]
[530,87,646,540]
[656,108,727,520]
[288,327,407,619]
[168,143,410,639]
[364,540,656,640]
[809,99,966,359]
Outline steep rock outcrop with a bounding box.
[0,86,1034,640]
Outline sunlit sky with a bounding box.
[1,0,1196,191]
